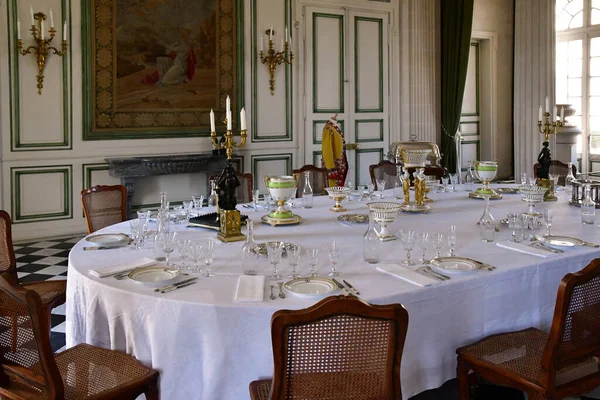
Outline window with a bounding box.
[556,0,600,171]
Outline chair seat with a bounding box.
[457,327,598,387]
[249,379,271,400]
[22,280,66,311]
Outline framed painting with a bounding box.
[82,0,243,140]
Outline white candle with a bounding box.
[260,36,263,52]
[17,18,21,40]
[40,20,44,39]
[227,110,232,131]
[561,106,565,120]
[285,26,288,42]
[226,95,230,115]
[240,107,246,130]
[553,105,557,121]
[210,109,215,132]
[545,96,549,113]
[49,9,54,28]
[539,106,542,121]
[269,24,273,41]
[289,35,293,52]
[63,21,67,39]
[30,5,34,26]
[280,39,284,52]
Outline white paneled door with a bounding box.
[302,5,390,187]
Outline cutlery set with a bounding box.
[418,266,450,281]
[154,277,198,293]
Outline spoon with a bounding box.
[277,281,286,298]
[269,285,276,300]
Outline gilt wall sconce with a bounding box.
[259,25,294,95]
[17,7,68,95]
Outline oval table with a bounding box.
[66,187,600,399]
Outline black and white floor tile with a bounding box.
[11,235,600,399]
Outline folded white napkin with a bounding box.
[376,264,438,287]
[496,241,555,258]
[89,257,156,278]
[234,275,265,302]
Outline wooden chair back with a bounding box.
[292,165,328,197]
[81,185,127,234]
[211,171,254,203]
[541,258,600,390]
[533,160,576,185]
[0,211,17,280]
[0,274,63,399]
[268,295,409,399]
[369,161,397,189]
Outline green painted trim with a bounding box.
[459,121,480,137]
[251,153,293,190]
[461,42,480,117]
[82,0,245,140]
[11,165,72,223]
[354,16,384,113]
[312,120,345,145]
[460,139,481,171]
[313,150,322,166]
[355,119,384,143]
[9,0,72,150]
[355,148,383,186]
[312,12,344,114]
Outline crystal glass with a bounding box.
[582,183,596,224]
[367,183,375,200]
[358,185,367,201]
[288,245,301,279]
[137,210,151,221]
[176,239,191,270]
[449,173,458,192]
[441,176,449,192]
[507,213,521,242]
[479,196,496,242]
[363,212,380,264]
[345,180,353,190]
[520,172,528,186]
[182,201,193,223]
[432,233,445,259]
[400,230,415,266]
[173,205,183,224]
[527,215,544,240]
[266,241,284,281]
[565,162,575,202]
[543,209,554,236]
[188,242,203,273]
[327,241,340,276]
[129,219,144,250]
[159,232,177,266]
[241,221,259,275]
[302,171,314,208]
[376,179,386,198]
[417,232,430,263]
[307,248,319,277]
[464,161,475,192]
[447,225,457,256]
[202,240,215,277]
[159,192,168,211]
[208,180,218,207]
[252,190,261,211]
[192,195,204,214]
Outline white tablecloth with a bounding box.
[66,187,600,399]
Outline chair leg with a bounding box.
[10,316,17,353]
[457,358,471,400]
[144,378,159,400]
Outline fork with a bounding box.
[418,266,450,281]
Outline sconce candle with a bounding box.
[17,10,68,94]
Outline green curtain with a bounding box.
[440,0,474,174]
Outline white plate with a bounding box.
[128,266,180,287]
[537,235,585,247]
[284,277,339,297]
[86,233,129,247]
[430,257,480,274]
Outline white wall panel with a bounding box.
[314,14,343,111]
[355,18,382,111]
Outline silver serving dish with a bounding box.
[570,178,600,208]
[388,141,441,166]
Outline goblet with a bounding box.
[366,201,403,241]
[266,241,284,281]
[470,161,501,199]
[400,230,415,266]
[176,239,191,270]
[327,241,340,277]
[188,242,203,273]
[543,208,554,236]
[307,248,319,278]
[160,232,177,266]
[432,233,445,259]
[201,240,215,277]
[447,225,457,256]
[376,179,387,198]
[325,187,351,212]
[417,232,430,264]
[288,245,301,279]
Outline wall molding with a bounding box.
[355,119,384,142]
[251,153,293,189]
[354,16,383,113]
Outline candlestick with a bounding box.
[259,27,294,95]
[30,5,34,26]
[17,18,21,40]
[49,9,54,28]
[240,107,246,131]
[545,96,549,113]
[210,109,215,132]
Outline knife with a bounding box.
[154,277,198,292]
[160,281,197,293]
[331,279,350,295]
[83,246,125,250]
[342,280,360,295]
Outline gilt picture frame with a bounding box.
[82,0,243,140]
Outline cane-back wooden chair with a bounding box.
[249,295,409,400]
[533,160,577,186]
[457,258,600,400]
[292,165,328,197]
[0,274,160,399]
[0,211,65,313]
[81,185,128,234]
[210,171,254,203]
[369,160,397,190]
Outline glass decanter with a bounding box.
[302,171,314,208]
[479,196,496,242]
[565,162,576,202]
[241,221,259,275]
[208,180,218,207]
[581,183,595,225]
[464,161,474,192]
[363,211,380,264]
[159,191,168,211]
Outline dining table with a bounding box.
[66,185,600,400]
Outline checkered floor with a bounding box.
[14,235,84,353]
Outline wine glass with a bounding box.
[307,248,319,278]
[188,242,203,273]
[327,241,340,277]
[288,245,301,279]
[543,208,554,237]
[266,242,284,281]
[376,179,386,198]
[447,225,457,256]
[432,233,445,259]
[417,232,430,264]
[400,230,415,265]
[367,183,376,200]
[160,232,177,266]
[176,239,191,270]
[201,240,215,277]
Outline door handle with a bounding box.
[346,143,359,150]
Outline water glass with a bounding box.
[543,209,553,236]
[307,248,319,278]
[400,230,415,266]
[432,233,445,259]
[173,205,184,224]
[242,244,260,275]
[367,183,376,199]
[202,240,215,277]
[441,177,449,192]
[449,174,458,192]
[506,213,521,242]
[188,242,203,273]
[252,190,261,211]
[192,195,204,213]
[416,232,430,263]
[176,239,191,270]
[346,181,353,190]
[288,245,301,279]
[159,232,177,265]
[376,179,386,197]
[266,242,284,281]
[327,241,340,277]
[447,225,457,256]
[520,173,528,186]
[129,219,144,250]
